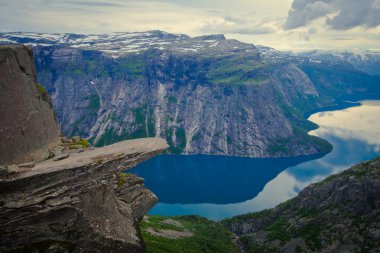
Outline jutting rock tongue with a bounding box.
[0,45,168,253]
[0,45,61,165]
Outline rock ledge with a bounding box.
[0,138,168,253]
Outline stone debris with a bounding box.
[52,154,69,161]
[145,228,193,239]
[0,165,7,176]
[6,165,19,174]
[162,219,184,228]
[18,162,35,168]
[68,144,83,150]
[50,145,65,156]
[60,137,73,144]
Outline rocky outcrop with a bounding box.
[0,138,168,253]
[0,44,169,253]
[223,157,380,253]
[0,45,61,165]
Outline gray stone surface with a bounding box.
[0,45,61,165]
[0,138,168,253]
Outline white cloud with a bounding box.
[285,0,380,30]
[199,14,279,35]
[0,0,379,50]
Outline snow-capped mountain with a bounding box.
[0,31,256,58]
[256,45,380,75]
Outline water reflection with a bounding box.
[130,100,380,220]
[130,154,323,204]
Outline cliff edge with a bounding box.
[0,45,61,165]
[0,138,168,253]
[0,45,169,252]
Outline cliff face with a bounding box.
[0,138,168,253]
[1,32,379,158]
[223,157,380,253]
[0,45,61,165]
[0,45,169,252]
[32,35,331,157]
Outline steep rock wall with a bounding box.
[0,45,61,165]
[34,46,331,157]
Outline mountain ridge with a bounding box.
[1,31,379,157]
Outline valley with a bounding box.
[1,31,380,253]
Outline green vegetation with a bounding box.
[239,235,280,253]
[265,216,292,242]
[267,124,333,156]
[35,83,49,102]
[36,83,47,95]
[314,158,378,188]
[95,127,126,147]
[207,56,270,86]
[267,139,289,155]
[68,117,87,137]
[293,223,321,250]
[70,138,90,148]
[83,94,100,111]
[296,208,318,218]
[176,127,187,149]
[95,104,156,147]
[168,96,178,104]
[122,57,145,78]
[64,62,86,76]
[191,132,202,142]
[221,209,272,225]
[95,127,140,147]
[166,127,187,154]
[140,215,239,253]
[117,172,132,187]
[277,198,296,209]
[292,125,333,153]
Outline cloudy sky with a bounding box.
[1,0,380,51]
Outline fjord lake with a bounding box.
[130,100,380,220]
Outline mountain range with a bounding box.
[1,31,379,157]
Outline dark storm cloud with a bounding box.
[285,0,380,30]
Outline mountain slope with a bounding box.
[223,156,380,253]
[1,31,378,157]
[33,37,330,157]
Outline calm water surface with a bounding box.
[130,100,380,220]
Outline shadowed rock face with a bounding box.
[0,45,61,165]
[0,138,168,253]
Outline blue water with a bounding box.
[130,100,380,220]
